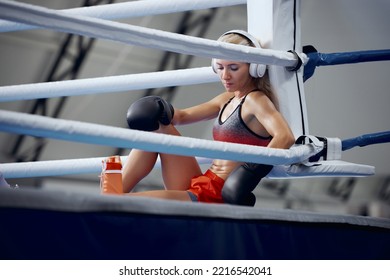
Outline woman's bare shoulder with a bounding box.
[208,91,234,107]
[246,89,275,105]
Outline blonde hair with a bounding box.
[218,33,279,110]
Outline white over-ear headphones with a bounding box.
[211,30,266,78]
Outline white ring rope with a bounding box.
[0,0,305,68]
[0,67,218,102]
[0,0,247,33]
[0,109,323,166]
[1,156,375,179]
[0,156,213,179]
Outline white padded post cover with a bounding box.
[247,0,308,138]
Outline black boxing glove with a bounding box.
[222,163,273,206]
[126,96,174,131]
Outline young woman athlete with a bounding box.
[100,30,295,206]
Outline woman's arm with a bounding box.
[172,92,230,125]
[247,92,295,149]
[222,92,295,206]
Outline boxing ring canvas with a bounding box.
[0,0,390,260]
[1,187,390,260]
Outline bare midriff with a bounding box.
[208,159,242,181]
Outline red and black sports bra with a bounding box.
[212,92,272,147]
